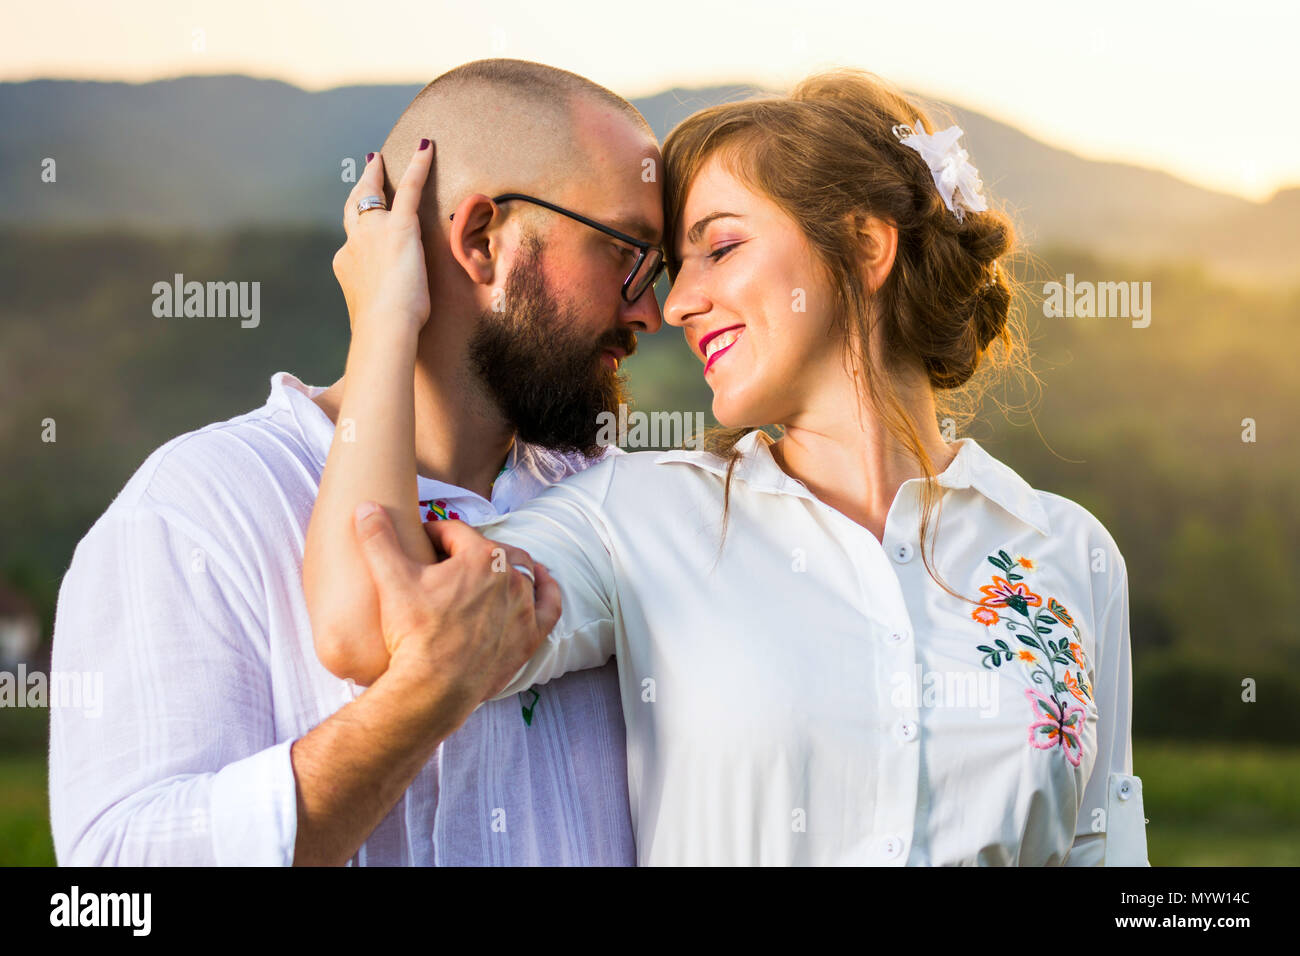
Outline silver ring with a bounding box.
[510,563,535,586]
[356,195,388,215]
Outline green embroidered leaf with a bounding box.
[1054,681,1067,694]
[1040,614,1057,624]
[1036,626,1053,635]
[1016,635,1038,648]
[995,639,1010,651]
[999,549,1013,565]
[987,556,1009,572]
[977,645,996,654]
[1007,573,1023,581]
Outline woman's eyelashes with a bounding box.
[708,240,744,263]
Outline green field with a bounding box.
[2,721,1297,865]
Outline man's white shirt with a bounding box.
[48,371,635,866]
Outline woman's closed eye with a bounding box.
[708,241,743,263]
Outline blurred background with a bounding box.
[1,1,1297,865]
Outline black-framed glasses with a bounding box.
[451,193,666,304]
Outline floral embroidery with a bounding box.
[419,469,539,727]
[420,498,461,522]
[520,687,541,725]
[973,548,1094,765]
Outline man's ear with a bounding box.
[853,213,898,295]
[448,193,500,287]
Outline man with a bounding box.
[48,58,664,865]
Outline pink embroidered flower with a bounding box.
[1025,689,1086,766]
[972,606,1000,626]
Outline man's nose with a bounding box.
[621,282,664,335]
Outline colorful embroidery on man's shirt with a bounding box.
[418,458,536,727]
[972,549,1094,766]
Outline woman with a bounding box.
[306,69,1145,865]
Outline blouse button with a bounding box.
[895,719,919,743]
[884,629,909,645]
[891,542,915,564]
[1118,778,1133,801]
[878,836,905,860]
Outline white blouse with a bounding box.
[477,429,1149,866]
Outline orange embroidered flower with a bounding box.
[1016,556,1036,570]
[971,606,1000,626]
[1064,670,1089,705]
[1017,649,1036,663]
[1068,640,1085,668]
[1048,598,1074,628]
[978,577,1043,613]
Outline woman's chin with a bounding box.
[710,393,767,431]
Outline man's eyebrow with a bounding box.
[686,212,743,245]
[607,215,662,246]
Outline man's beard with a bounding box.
[467,235,636,459]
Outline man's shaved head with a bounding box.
[365,60,664,458]
[379,59,656,233]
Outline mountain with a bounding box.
[0,75,1296,281]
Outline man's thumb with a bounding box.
[353,501,414,588]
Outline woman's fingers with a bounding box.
[390,138,435,221]
[343,150,388,236]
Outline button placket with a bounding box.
[800,485,920,865]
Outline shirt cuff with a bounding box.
[208,739,299,866]
[1103,773,1150,866]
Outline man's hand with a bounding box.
[352,500,562,719]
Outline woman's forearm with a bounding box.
[304,319,433,683]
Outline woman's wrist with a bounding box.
[351,308,425,349]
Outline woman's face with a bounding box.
[664,155,845,427]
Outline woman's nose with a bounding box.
[663,274,707,328]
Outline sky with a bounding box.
[4,0,1296,202]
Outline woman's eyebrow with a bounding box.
[686,212,744,245]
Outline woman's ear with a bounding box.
[854,213,898,294]
[448,193,500,287]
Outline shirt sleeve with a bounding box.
[474,457,619,701]
[48,505,298,866]
[1064,555,1148,866]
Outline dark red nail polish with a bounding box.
[418,138,430,151]
[365,152,375,163]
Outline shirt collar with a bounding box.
[653,429,1051,536]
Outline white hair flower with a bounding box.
[892,120,988,223]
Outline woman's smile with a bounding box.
[703,326,744,374]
